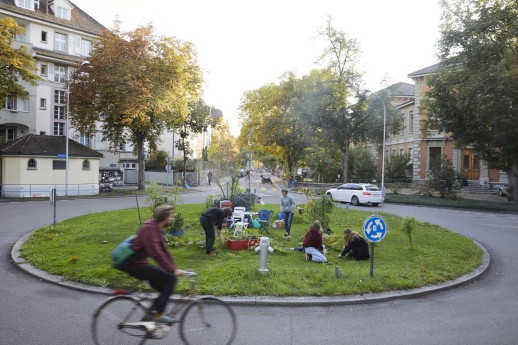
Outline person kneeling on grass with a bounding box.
[338,228,370,260]
[302,220,328,263]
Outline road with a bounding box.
[1,181,518,345]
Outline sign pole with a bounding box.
[370,242,374,277]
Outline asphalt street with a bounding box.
[2,178,518,344]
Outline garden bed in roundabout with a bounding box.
[19,203,482,297]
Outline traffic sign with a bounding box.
[363,215,387,243]
[56,154,66,158]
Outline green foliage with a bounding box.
[426,156,459,197]
[20,203,483,296]
[401,217,416,248]
[303,195,334,229]
[424,0,518,202]
[145,181,182,211]
[385,153,411,180]
[146,150,169,170]
[348,146,377,180]
[171,213,184,231]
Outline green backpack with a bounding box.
[111,235,137,269]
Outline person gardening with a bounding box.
[199,207,233,255]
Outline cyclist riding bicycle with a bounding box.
[123,205,188,325]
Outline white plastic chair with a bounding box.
[233,222,246,236]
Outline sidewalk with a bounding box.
[10,230,490,306]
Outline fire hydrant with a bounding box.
[254,237,274,273]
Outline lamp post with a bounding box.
[367,91,387,205]
[65,60,90,196]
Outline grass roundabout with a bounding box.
[20,203,482,297]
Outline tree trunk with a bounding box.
[508,159,518,204]
[342,137,349,183]
[137,138,145,190]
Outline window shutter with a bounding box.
[74,37,81,54]
[48,63,54,81]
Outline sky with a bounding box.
[72,0,443,136]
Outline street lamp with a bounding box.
[65,60,90,196]
[367,90,387,205]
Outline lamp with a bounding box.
[366,90,387,205]
[65,60,90,196]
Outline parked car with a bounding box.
[498,184,509,196]
[325,183,382,206]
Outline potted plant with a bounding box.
[168,213,184,237]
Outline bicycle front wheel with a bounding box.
[92,295,151,345]
[179,297,237,345]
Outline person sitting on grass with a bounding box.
[338,228,370,260]
[301,220,328,263]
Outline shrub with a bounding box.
[303,195,334,229]
[426,155,459,197]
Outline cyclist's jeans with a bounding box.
[126,264,177,314]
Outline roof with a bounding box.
[408,63,440,78]
[389,82,415,97]
[0,134,103,158]
[33,46,84,64]
[0,0,105,36]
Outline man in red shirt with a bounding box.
[125,205,188,324]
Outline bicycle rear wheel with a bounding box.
[179,297,237,345]
[92,295,152,345]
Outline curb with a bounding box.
[11,230,490,306]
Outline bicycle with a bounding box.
[91,271,237,345]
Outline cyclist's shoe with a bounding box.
[154,314,177,325]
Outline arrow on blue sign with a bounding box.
[363,215,387,243]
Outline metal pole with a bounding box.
[368,91,387,205]
[370,242,374,277]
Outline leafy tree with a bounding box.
[146,149,169,170]
[68,22,203,190]
[207,120,243,199]
[348,146,377,181]
[423,0,518,202]
[239,72,311,175]
[426,155,458,197]
[0,17,40,101]
[385,153,411,180]
[174,101,219,186]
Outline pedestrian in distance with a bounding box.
[199,207,233,255]
[280,189,296,239]
[302,220,328,263]
[338,228,370,260]
[123,205,189,325]
[207,170,213,185]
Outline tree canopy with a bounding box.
[423,0,518,202]
[0,17,40,101]
[69,22,203,190]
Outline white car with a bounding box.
[325,183,382,206]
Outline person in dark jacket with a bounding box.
[200,207,233,255]
[338,228,370,260]
[302,220,327,263]
[125,205,188,325]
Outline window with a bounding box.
[41,31,47,42]
[54,122,65,136]
[54,65,66,83]
[16,0,31,9]
[27,158,37,170]
[82,160,90,170]
[0,127,16,144]
[54,106,65,119]
[409,110,414,133]
[34,0,39,9]
[54,90,66,119]
[55,6,70,20]
[54,90,66,104]
[81,39,91,56]
[5,98,28,112]
[40,98,46,109]
[53,160,66,170]
[40,131,46,135]
[54,33,67,52]
[79,133,90,147]
[429,147,442,170]
[40,64,48,76]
